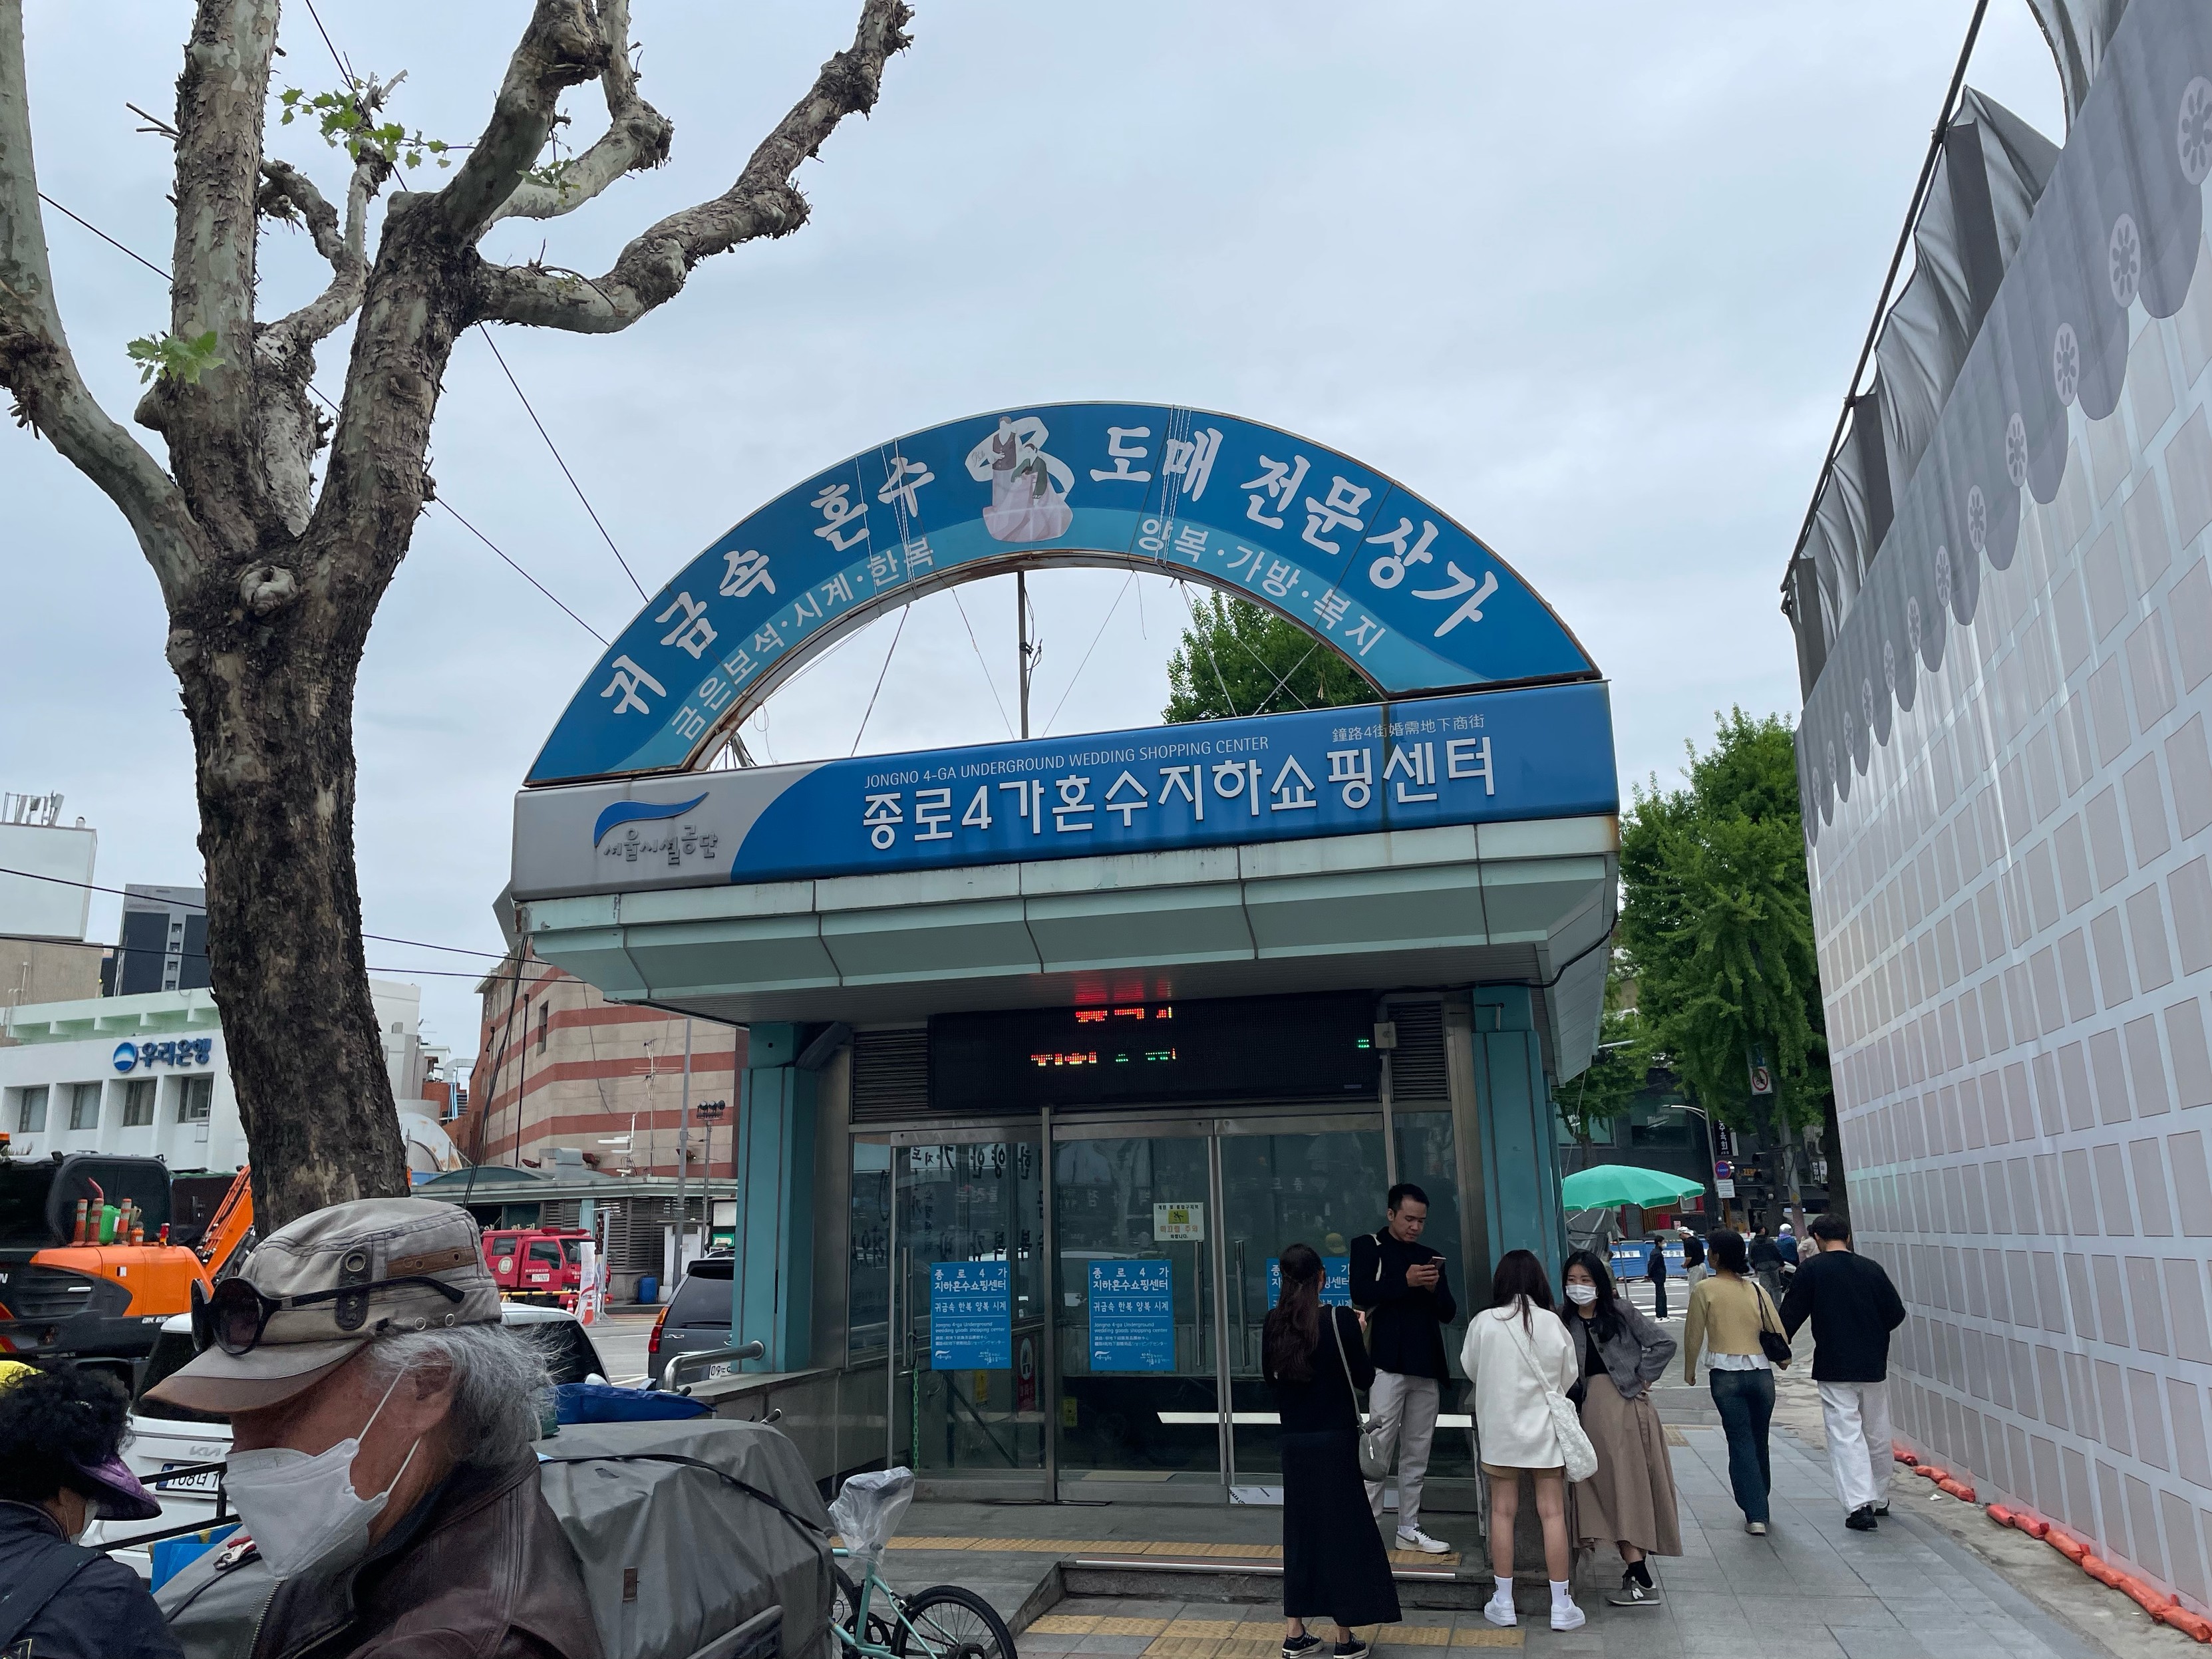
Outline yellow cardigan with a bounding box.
[1681,1273,1780,1382]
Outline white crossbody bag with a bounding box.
[1501,1306,1599,1483]
[1329,1309,1396,1480]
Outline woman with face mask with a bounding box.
[0,1361,181,1659]
[1559,1252,1680,1609]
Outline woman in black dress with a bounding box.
[1265,1242,1402,1659]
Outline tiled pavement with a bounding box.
[884,1421,2114,1658]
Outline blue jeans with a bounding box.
[1709,1368,1775,1523]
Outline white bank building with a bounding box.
[0,980,462,1177]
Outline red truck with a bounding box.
[481,1225,591,1306]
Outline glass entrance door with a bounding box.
[1217,1122,1390,1487]
[891,1132,1046,1483]
[1050,1130,1224,1490]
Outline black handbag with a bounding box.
[1753,1281,1792,1368]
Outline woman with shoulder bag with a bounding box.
[1680,1229,1790,1535]
[1265,1243,1401,1659]
[1464,1249,1586,1633]
[1560,1251,1680,1608]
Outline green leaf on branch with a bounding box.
[276,82,452,170]
[126,331,224,386]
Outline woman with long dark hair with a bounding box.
[1264,1242,1400,1659]
[1681,1229,1786,1534]
[1462,1249,1581,1632]
[1560,1250,1680,1608]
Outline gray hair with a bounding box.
[363,1321,551,1467]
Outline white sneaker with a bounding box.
[1395,1527,1450,1555]
[1551,1600,1586,1632]
[1481,1592,1516,1628]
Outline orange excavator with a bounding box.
[0,1152,253,1367]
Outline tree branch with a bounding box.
[150,0,280,551]
[0,0,202,603]
[432,0,609,241]
[258,153,386,357]
[472,0,910,335]
[480,0,671,232]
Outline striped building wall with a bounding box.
[466,948,744,1178]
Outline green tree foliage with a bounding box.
[1164,593,1376,722]
[1619,709,1836,1211]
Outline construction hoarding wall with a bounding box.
[1799,0,2212,1612]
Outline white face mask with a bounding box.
[1564,1283,1599,1306]
[224,1367,421,1580]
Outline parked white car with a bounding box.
[85,1302,613,1577]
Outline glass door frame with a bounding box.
[1044,1103,1390,1500]
[881,1118,1048,1491]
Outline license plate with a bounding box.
[528,1273,549,1282]
[158,1463,219,1495]
[705,1361,734,1380]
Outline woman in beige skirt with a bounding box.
[1560,1249,1681,1608]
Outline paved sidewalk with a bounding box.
[885,1422,2114,1658]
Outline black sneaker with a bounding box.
[1874,1501,1891,1516]
[1281,1637,1321,1659]
[1333,1642,1369,1659]
[1845,1505,1879,1531]
[1608,1572,1662,1608]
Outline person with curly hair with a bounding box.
[0,1360,180,1659]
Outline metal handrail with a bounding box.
[669,1338,767,1393]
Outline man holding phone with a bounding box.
[1350,1182,1457,1553]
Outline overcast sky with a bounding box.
[3,3,2069,1055]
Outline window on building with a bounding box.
[121,1079,156,1128]
[536,1002,550,1054]
[179,1076,214,1123]
[13,1086,47,1134]
[68,1082,101,1131]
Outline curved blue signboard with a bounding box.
[526,402,1596,786]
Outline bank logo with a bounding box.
[591,793,710,846]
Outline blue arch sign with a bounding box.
[527,402,1596,786]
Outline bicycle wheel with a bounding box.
[892,1586,1016,1659]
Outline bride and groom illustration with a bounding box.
[967,414,1074,542]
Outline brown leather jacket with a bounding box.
[160,1458,602,1659]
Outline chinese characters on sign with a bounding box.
[1088,1260,1174,1372]
[929,1261,1013,1370]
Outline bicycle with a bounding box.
[829,1547,1015,1659]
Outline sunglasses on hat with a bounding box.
[190,1273,466,1357]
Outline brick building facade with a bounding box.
[464,945,744,1179]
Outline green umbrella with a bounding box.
[1559,1163,1707,1210]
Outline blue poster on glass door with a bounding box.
[930,1261,1011,1369]
[1266,1257,1352,1307]
[1088,1260,1174,1372]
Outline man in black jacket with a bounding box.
[1350,1183,1457,1555]
[1779,1212,1907,1531]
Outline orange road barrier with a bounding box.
[1938,1478,1977,1501]
[1984,1501,2210,1638]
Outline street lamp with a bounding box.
[1662,1102,1728,1230]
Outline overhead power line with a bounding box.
[35,192,611,647]
[0,863,510,959]
[474,325,649,601]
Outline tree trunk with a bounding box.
[174,582,408,1230]
[1819,1089,1848,1231]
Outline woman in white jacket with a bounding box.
[1462,1249,1581,1632]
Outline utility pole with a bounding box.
[677,1018,695,1268]
[1017,571,1032,739]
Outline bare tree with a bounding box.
[0,0,909,1227]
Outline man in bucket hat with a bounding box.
[153,1197,599,1659]
[0,1360,181,1658]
